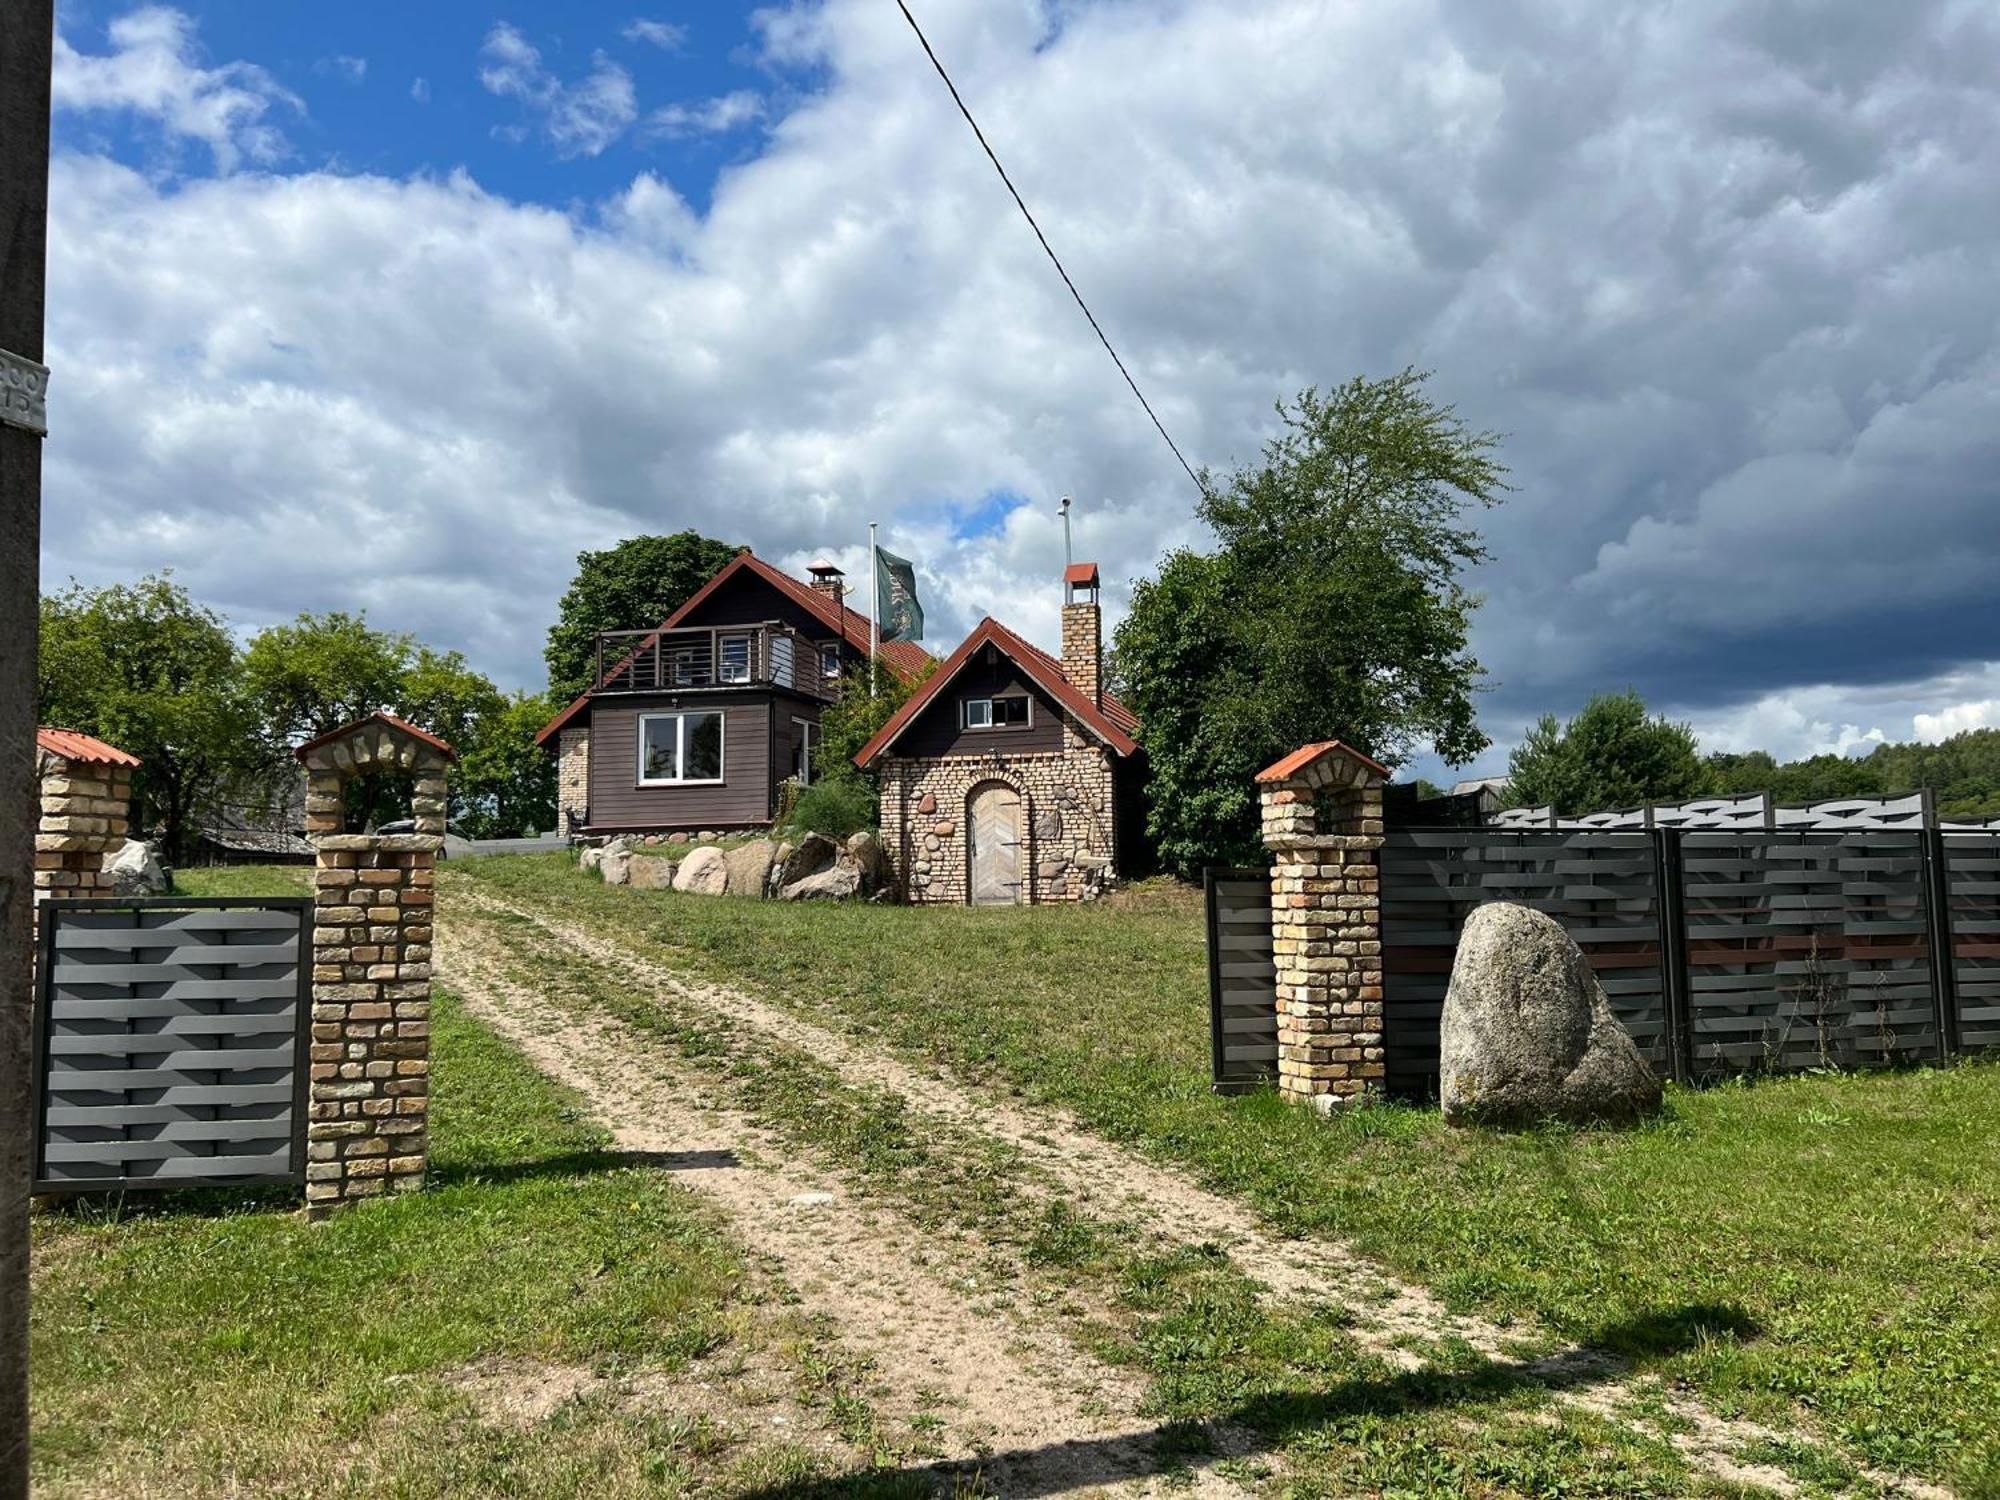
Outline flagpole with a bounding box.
[868,521,879,699]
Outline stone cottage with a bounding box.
[855,563,1145,905]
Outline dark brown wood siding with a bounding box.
[893,656,1065,758]
[587,692,773,830]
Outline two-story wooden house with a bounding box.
[534,550,931,837]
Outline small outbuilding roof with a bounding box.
[1063,561,1100,588]
[1255,739,1389,785]
[36,728,141,767]
[294,711,458,764]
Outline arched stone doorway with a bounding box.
[966,781,1024,905]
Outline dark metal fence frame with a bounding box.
[1204,866,1276,1094]
[31,896,313,1195]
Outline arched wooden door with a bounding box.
[967,782,1023,905]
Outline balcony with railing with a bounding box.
[592,624,839,699]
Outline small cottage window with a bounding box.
[962,695,1030,730]
[718,635,752,684]
[791,717,819,786]
[821,645,842,681]
[638,711,725,785]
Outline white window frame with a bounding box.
[636,711,727,786]
[821,643,842,681]
[791,717,819,786]
[718,633,753,685]
[961,695,1032,731]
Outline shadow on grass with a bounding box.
[731,1304,1760,1500]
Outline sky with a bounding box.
[38,0,2000,785]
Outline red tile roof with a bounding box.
[854,616,1141,768]
[294,711,459,763]
[1254,739,1388,784]
[36,728,141,767]
[1063,561,1100,587]
[534,551,935,747]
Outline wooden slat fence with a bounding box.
[1380,831,1668,1094]
[33,898,310,1192]
[1204,868,1277,1092]
[1378,827,1999,1096]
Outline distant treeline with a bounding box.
[1707,729,2000,821]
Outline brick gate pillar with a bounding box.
[1256,740,1389,1110]
[295,713,456,1220]
[33,729,139,905]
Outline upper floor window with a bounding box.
[821,644,842,681]
[962,695,1030,730]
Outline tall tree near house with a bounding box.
[1506,690,1708,815]
[1117,371,1507,875]
[241,610,412,742]
[37,577,267,861]
[454,692,559,838]
[543,531,742,700]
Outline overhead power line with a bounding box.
[894,0,1208,499]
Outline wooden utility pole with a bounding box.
[0,5,54,1495]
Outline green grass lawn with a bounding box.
[171,861,314,898]
[462,854,2000,1493]
[29,972,873,1498]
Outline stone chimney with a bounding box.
[1060,562,1102,708]
[806,559,845,603]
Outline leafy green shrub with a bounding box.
[783,768,876,840]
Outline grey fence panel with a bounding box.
[1679,834,1936,1073]
[1205,868,1277,1093]
[1946,833,2000,1050]
[1381,830,1667,1095]
[35,900,310,1192]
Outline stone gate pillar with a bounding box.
[1256,740,1388,1110]
[295,712,455,1220]
[33,729,138,904]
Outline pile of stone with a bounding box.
[582,830,891,902]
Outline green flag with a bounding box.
[874,546,925,642]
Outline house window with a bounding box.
[962,695,1030,730]
[638,711,726,785]
[791,718,819,786]
[821,644,842,681]
[719,634,752,684]
[669,647,697,686]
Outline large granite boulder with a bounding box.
[774,833,839,891]
[627,856,677,890]
[673,845,730,895]
[1440,902,1662,1128]
[724,839,778,897]
[105,839,167,897]
[598,850,632,886]
[780,864,862,901]
[843,830,889,893]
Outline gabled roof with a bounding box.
[36,728,141,767]
[854,616,1141,768]
[1255,739,1387,784]
[534,550,934,747]
[294,711,459,764]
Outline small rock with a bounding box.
[105,839,167,897]
[599,852,632,885]
[843,830,888,890]
[779,864,861,901]
[775,832,838,890]
[917,792,937,815]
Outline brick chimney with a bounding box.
[1060,562,1102,708]
[806,558,845,603]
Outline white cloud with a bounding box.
[623,19,689,52]
[53,6,300,172]
[41,0,2000,754]
[646,89,762,138]
[1914,699,2000,742]
[478,22,637,158]
[316,55,366,84]
[410,76,430,105]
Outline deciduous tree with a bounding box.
[1116,371,1507,875]
[1506,690,1707,814]
[543,531,740,700]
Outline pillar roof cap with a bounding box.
[36,727,141,767]
[1256,740,1388,785]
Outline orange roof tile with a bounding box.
[35,728,141,767]
[1254,740,1388,784]
[294,711,459,763]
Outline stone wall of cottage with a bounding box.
[33,750,132,903]
[557,726,590,833]
[880,721,1116,904]
[299,716,452,1220]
